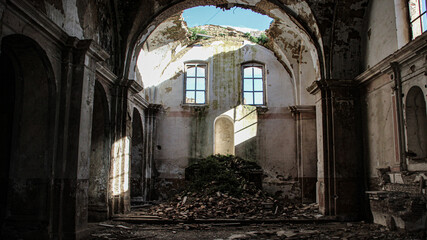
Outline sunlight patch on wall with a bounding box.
[111,137,130,196]
[234,105,258,146]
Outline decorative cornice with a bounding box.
[289,105,316,114]
[128,79,144,93]
[87,41,110,62]
[147,103,163,112]
[133,94,149,109]
[356,32,427,84]
[307,79,358,94]
[71,39,109,62]
[96,62,117,87]
[7,0,69,46]
[307,80,323,95]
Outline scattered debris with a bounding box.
[126,155,322,221]
[85,221,424,240]
[116,224,131,229]
[98,223,115,228]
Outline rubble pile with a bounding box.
[133,193,320,220]
[133,155,321,220]
[184,154,263,197]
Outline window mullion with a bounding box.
[420,0,423,32]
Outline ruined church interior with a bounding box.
[1,0,427,239]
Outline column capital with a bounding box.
[308,79,358,94]
[289,105,316,114]
[146,104,162,113]
[65,37,110,63]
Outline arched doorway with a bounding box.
[406,86,427,160]
[214,116,235,155]
[0,34,56,236]
[88,81,110,222]
[131,109,145,203]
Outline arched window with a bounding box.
[242,63,265,105]
[184,63,207,104]
[406,86,427,160]
[409,0,427,38]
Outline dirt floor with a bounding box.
[84,221,425,240]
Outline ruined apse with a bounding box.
[135,12,318,201]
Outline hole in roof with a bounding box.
[183,6,273,32]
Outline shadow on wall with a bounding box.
[0,34,56,238]
[89,81,111,222]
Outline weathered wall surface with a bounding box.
[307,0,368,79]
[362,0,398,70]
[26,0,117,68]
[137,21,307,198]
[359,30,427,230]
[361,73,397,182]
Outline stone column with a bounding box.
[308,79,364,219]
[289,105,317,202]
[55,38,109,239]
[109,83,130,215]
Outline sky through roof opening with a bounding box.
[183,6,273,32]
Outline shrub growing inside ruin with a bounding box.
[188,27,209,41]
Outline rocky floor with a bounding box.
[85,221,424,240]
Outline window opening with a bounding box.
[185,64,207,104]
[409,0,427,38]
[242,64,264,105]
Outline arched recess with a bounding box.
[0,34,56,232]
[406,86,427,160]
[214,116,235,155]
[131,108,145,202]
[89,81,110,222]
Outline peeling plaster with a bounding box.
[62,0,84,39]
[226,0,262,6]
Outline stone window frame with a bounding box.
[183,62,208,105]
[408,0,427,39]
[241,62,267,106]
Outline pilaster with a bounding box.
[56,38,109,239]
[143,104,162,200]
[289,105,317,202]
[308,79,364,219]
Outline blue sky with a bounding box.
[183,6,273,31]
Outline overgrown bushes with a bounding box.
[244,32,269,45]
[188,27,209,41]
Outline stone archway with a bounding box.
[0,34,56,236]
[89,81,111,222]
[406,86,427,160]
[131,108,146,202]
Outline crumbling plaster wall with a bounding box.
[361,73,397,184]
[25,0,117,68]
[359,0,427,187]
[401,55,427,171]
[306,0,368,79]
[137,19,312,198]
[361,56,427,186]
[358,12,427,229]
[1,1,117,237]
[362,0,398,70]
[125,0,324,91]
